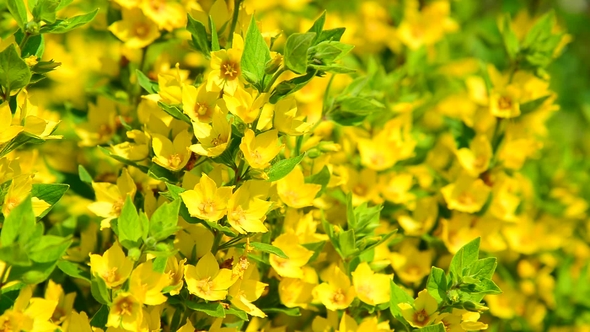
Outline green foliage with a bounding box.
[241,16,271,90]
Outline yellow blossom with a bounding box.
[184,252,236,301]
[207,33,244,95]
[239,129,283,169]
[190,111,232,157]
[129,261,171,305]
[182,83,221,123]
[223,87,268,124]
[277,166,321,208]
[226,180,272,234]
[108,8,161,49]
[180,173,234,222]
[87,168,136,229]
[106,293,143,331]
[398,290,440,328]
[312,265,356,311]
[351,262,391,306]
[89,241,134,289]
[269,233,313,278]
[441,173,491,213]
[152,130,192,171]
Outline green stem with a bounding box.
[19,33,31,53]
[211,230,223,254]
[264,67,285,92]
[227,0,243,48]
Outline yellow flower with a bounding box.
[182,83,221,123]
[226,180,272,234]
[240,129,283,169]
[129,261,171,305]
[106,293,143,331]
[269,233,313,278]
[279,266,318,309]
[108,8,161,49]
[223,87,268,124]
[87,168,137,229]
[488,65,522,118]
[398,290,440,328]
[89,241,134,289]
[397,197,438,236]
[351,262,391,306]
[74,97,118,147]
[390,242,433,285]
[141,0,187,31]
[229,262,268,318]
[2,174,50,217]
[174,220,214,261]
[0,102,23,144]
[165,256,187,296]
[0,286,58,332]
[273,96,312,136]
[207,33,244,95]
[45,280,76,324]
[152,130,192,171]
[441,173,491,213]
[312,265,356,311]
[277,166,321,208]
[455,134,493,177]
[190,111,232,157]
[397,0,458,50]
[180,173,234,222]
[184,252,236,301]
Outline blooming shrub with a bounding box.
[0,0,587,331]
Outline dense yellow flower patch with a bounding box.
[0,0,586,331]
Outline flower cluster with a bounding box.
[0,0,587,332]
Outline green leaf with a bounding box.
[1,197,35,247]
[78,165,93,184]
[209,15,219,51]
[249,242,288,259]
[158,101,191,124]
[224,306,249,321]
[241,16,271,87]
[415,323,446,332]
[7,0,28,30]
[467,257,497,280]
[186,301,225,318]
[31,183,69,218]
[309,41,354,64]
[389,280,414,321]
[269,69,317,104]
[118,196,142,249]
[149,198,181,241]
[187,14,210,56]
[8,260,57,284]
[57,260,90,283]
[500,14,519,59]
[0,44,32,92]
[307,11,326,44]
[32,0,60,23]
[316,28,345,44]
[90,275,111,305]
[28,235,72,263]
[460,278,502,295]
[301,241,325,263]
[283,32,315,74]
[262,307,301,316]
[21,34,45,58]
[40,9,98,33]
[306,165,330,197]
[338,229,357,259]
[55,0,73,10]
[426,267,448,303]
[90,305,109,329]
[522,11,555,49]
[449,237,481,282]
[266,153,305,182]
[136,69,159,94]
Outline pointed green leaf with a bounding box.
[241,15,271,87]
[284,32,315,74]
[267,153,305,182]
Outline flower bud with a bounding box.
[145,237,157,248]
[25,21,40,35]
[318,141,341,152]
[127,247,141,261]
[306,148,321,159]
[265,52,283,74]
[462,301,489,312]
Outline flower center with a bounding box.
[414,309,429,326]
[101,267,119,284]
[332,289,345,304]
[221,61,239,80]
[498,96,512,110]
[116,298,134,316]
[198,199,215,215]
[168,153,182,168]
[197,277,214,295]
[194,102,210,117]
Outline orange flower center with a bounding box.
[498,96,513,110]
[221,61,239,80]
[168,153,182,169]
[413,309,429,326]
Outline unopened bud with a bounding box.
[24,55,38,67]
[248,168,269,180]
[265,52,283,74]
[318,141,341,153]
[306,148,321,159]
[128,247,141,261]
[462,301,489,312]
[25,21,40,35]
[145,237,157,249]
